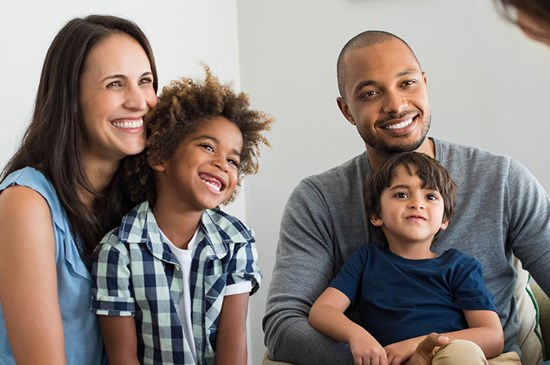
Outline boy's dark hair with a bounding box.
[126,66,273,205]
[364,152,457,244]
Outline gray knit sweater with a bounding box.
[263,138,550,365]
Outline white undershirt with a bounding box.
[162,228,252,361]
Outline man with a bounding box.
[263,30,550,365]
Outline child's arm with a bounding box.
[99,316,140,365]
[448,309,504,357]
[385,309,503,362]
[309,287,388,365]
[215,292,249,365]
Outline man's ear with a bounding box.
[370,215,384,227]
[336,96,355,125]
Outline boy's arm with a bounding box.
[309,287,388,365]
[216,292,249,365]
[446,309,504,358]
[99,316,140,365]
[386,309,503,362]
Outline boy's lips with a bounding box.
[406,214,427,221]
[199,173,225,193]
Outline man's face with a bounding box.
[337,39,431,154]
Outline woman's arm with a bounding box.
[309,287,388,365]
[99,316,140,365]
[215,292,250,365]
[0,186,67,364]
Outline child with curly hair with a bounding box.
[92,67,272,365]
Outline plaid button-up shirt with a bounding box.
[92,201,261,365]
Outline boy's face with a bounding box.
[152,116,243,212]
[371,165,448,250]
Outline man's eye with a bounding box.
[361,90,378,98]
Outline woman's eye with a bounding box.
[139,77,153,85]
[107,80,123,88]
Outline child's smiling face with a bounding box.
[152,116,243,212]
[371,165,448,252]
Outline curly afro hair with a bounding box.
[125,66,272,205]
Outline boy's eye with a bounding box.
[228,159,240,168]
[394,192,408,199]
[426,193,438,201]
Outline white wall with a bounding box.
[236,0,550,363]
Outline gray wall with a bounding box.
[236,0,550,363]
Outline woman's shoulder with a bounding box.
[0,167,66,229]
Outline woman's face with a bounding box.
[79,32,157,166]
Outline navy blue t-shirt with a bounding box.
[330,245,497,346]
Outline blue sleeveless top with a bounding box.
[0,167,106,365]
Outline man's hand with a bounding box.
[404,333,449,365]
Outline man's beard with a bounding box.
[361,113,431,153]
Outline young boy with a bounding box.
[92,67,272,365]
[309,152,520,365]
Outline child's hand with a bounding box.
[349,332,388,365]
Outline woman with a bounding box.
[495,0,550,46]
[0,15,158,365]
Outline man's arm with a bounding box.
[263,181,354,364]
[507,159,550,296]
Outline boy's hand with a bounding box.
[349,332,388,365]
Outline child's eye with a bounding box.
[228,159,240,168]
[200,144,214,152]
[394,192,408,199]
[426,193,439,201]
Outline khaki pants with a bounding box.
[433,339,521,365]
